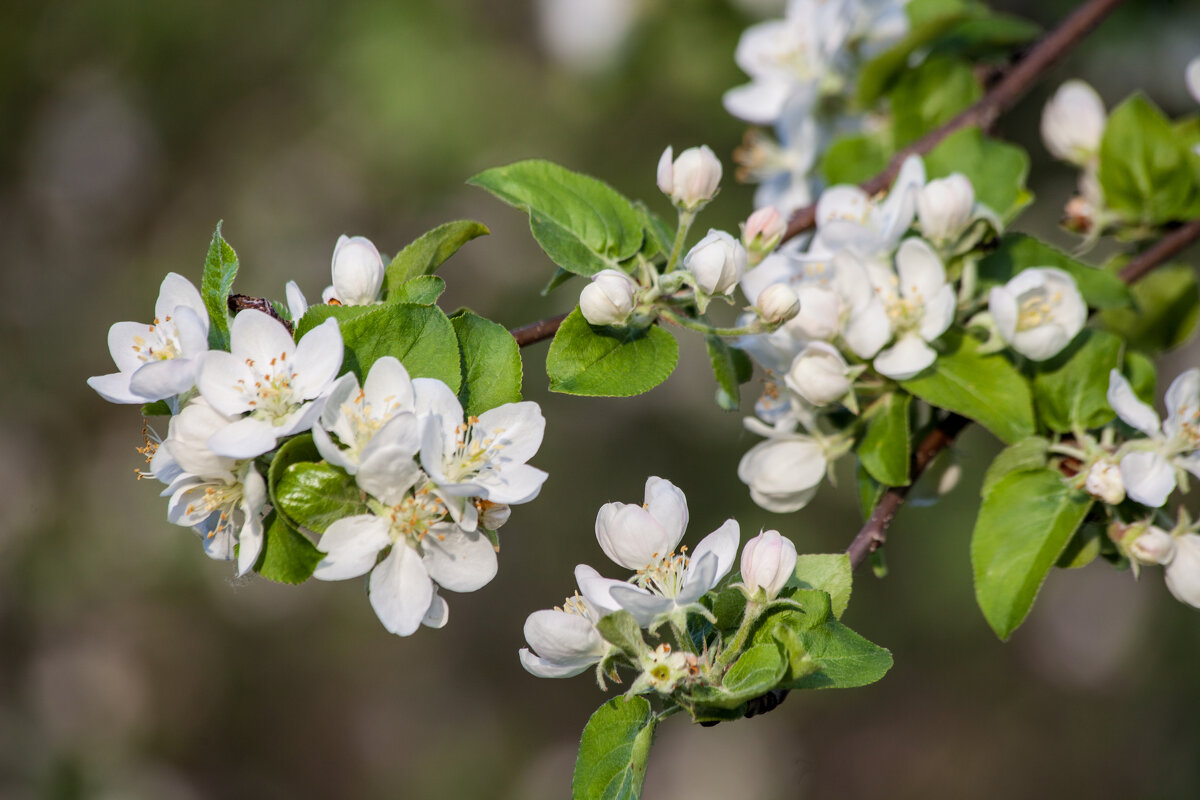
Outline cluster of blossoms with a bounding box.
[520,477,800,696]
[725,0,912,215]
[89,234,547,635]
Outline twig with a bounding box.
[781,0,1129,243]
[848,217,1200,571]
[510,312,569,347]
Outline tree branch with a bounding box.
[781,0,1129,244]
[510,311,569,347]
[848,217,1200,570]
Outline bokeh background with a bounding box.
[5,0,1200,797]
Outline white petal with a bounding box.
[476,402,546,466]
[919,284,957,342]
[608,585,673,627]
[595,504,675,570]
[873,334,937,380]
[1165,533,1200,608]
[1107,370,1161,436]
[642,477,688,547]
[523,609,606,664]
[722,81,792,125]
[478,464,548,505]
[895,238,946,303]
[989,286,1018,341]
[236,511,264,576]
[129,358,199,400]
[1120,451,1176,507]
[107,320,155,374]
[285,280,308,322]
[519,649,596,678]
[197,350,255,417]
[1188,57,1200,106]
[230,309,295,366]
[1164,368,1200,438]
[574,565,627,615]
[290,318,344,400]
[362,356,415,413]
[86,371,144,405]
[368,544,434,637]
[206,416,279,459]
[686,519,740,588]
[173,306,210,356]
[842,298,891,359]
[421,524,498,592]
[155,273,206,324]
[422,592,449,629]
[676,552,719,605]
[313,516,391,581]
[413,378,463,443]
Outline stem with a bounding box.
[510,311,569,347]
[670,620,697,655]
[657,307,761,337]
[665,210,696,274]
[714,599,764,673]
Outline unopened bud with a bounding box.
[657,145,722,211]
[755,283,800,325]
[330,235,385,306]
[579,269,639,326]
[685,230,746,297]
[741,206,786,264]
[740,529,797,600]
[1130,525,1175,566]
[478,500,512,531]
[917,173,974,244]
[1085,459,1125,505]
[1041,80,1106,166]
[784,342,852,406]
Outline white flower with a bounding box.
[1129,525,1175,566]
[988,267,1086,361]
[197,310,343,459]
[813,156,925,259]
[577,477,740,628]
[1084,459,1125,505]
[323,235,385,306]
[519,592,609,678]
[579,269,639,326]
[417,381,548,530]
[1041,80,1106,166]
[88,272,209,406]
[1165,533,1200,608]
[1108,369,1200,507]
[755,283,801,325]
[784,341,853,406]
[854,238,956,380]
[738,434,828,512]
[634,643,697,695]
[916,173,975,245]
[685,230,748,297]
[657,145,723,211]
[739,529,797,600]
[314,514,495,637]
[313,356,419,476]
[1189,57,1200,106]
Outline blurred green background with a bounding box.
[5,0,1200,797]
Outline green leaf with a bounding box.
[858,8,968,104]
[859,392,911,486]
[255,511,324,585]
[890,56,982,146]
[977,233,1132,310]
[572,697,657,800]
[201,221,239,350]
[140,400,172,416]
[274,463,368,534]
[1056,522,1102,570]
[338,303,461,390]
[633,201,674,261]
[857,463,885,521]
[1123,350,1156,404]
[542,267,577,296]
[469,161,643,277]
[594,611,647,660]
[1032,329,1123,433]
[691,643,788,710]
[972,468,1093,639]
[293,304,376,339]
[450,311,523,416]
[267,433,320,516]
[923,127,1030,221]
[705,335,743,411]
[1099,264,1199,353]
[546,309,678,397]
[387,275,446,305]
[901,332,1035,444]
[383,220,489,292]
[790,554,852,619]
[1099,94,1195,226]
[980,436,1049,497]
[820,132,891,185]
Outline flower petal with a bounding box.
[421,523,498,592]
[313,515,391,581]
[290,318,344,400]
[873,334,937,380]
[1107,369,1161,436]
[1120,450,1176,507]
[642,477,688,547]
[608,584,673,627]
[206,416,280,460]
[476,402,546,466]
[595,503,675,570]
[685,518,740,589]
[129,358,199,400]
[368,543,434,637]
[895,237,946,303]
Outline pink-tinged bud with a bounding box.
[1130,526,1176,566]
[740,529,797,600]
[756,283,800,325]
[685,229,746,296]
[658,145,722,211]
[579,269,639,326]
[741,206,786,264]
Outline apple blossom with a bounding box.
[738,434,828,513]
[1084,458,1125,505]
[739,529,798,600]
[784,342,855,406]
[742,206,787,264]
[685,230,748,298]
[755,283,800,325]
[988,268,1086,361]
[916,173,975,245]
[519,592,610,678]
[88,272,209,407]
[313,356,419,476]
[813,156,925,259]
[579,269,639,326]
[1165,533,1200,608]
[197,310,343,459]
[657,145,722,211]
[1129,525,1175,566]
[1108,369,1200,507]
[322,235,385,306]
[1040,80,1106,165]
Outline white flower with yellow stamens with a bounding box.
[314,356,419,476]
[989,267,1086,361]
[519,590,610,678]
[1108,369,1200,507]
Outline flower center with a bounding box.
[634,547,690,598]
[241,352,300,423]
[557,592,598,623]
[185,481,245,540]
[1016,288,1062,332]
[380,485,447,544]
[443,418,504,484]
[338,389,406,455]
[130,317,182,363]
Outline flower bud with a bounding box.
[579,269,639,326]
[741,206,786,265]
[755,283,800,325]
[1040,80,1106,166]
[685,230,746,297]
[330,235,385,306]
[1084,459,1125,505]
[784,342,852,406]
[657,145,722,211]
[740,529,797,600]
[917,173,975,244]
[1165,533,1200,608]
[478,500,512,531]
[1130,525,1175,566]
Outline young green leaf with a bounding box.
[451,310,523,416]
[267,434,320,515]
[1031,329,1123,433]
[857,463,885,521]
[547,309,678,397]
[691,643,789,710]
[705,334,744,411]
[890,56,981,146]
[1099,94,1196,226]
[977,233,1132,310]
[201,221,239,350]
[1099,263,1199,354]
[972,468,1093,639]
[790,554,853,619]
[980,436,1049,497]
[901,333,1035,444]
[572,697,657,800]
[254,511,324,585]
[469,161,643,277]
[858,391,911,486]
[923,127,1030,221]
[274,463,369,534]
[337,303,462,390]
[820,132,891,185]
[387,275,446,305]
[1123,350,1156,404]
[383,220,489,292]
